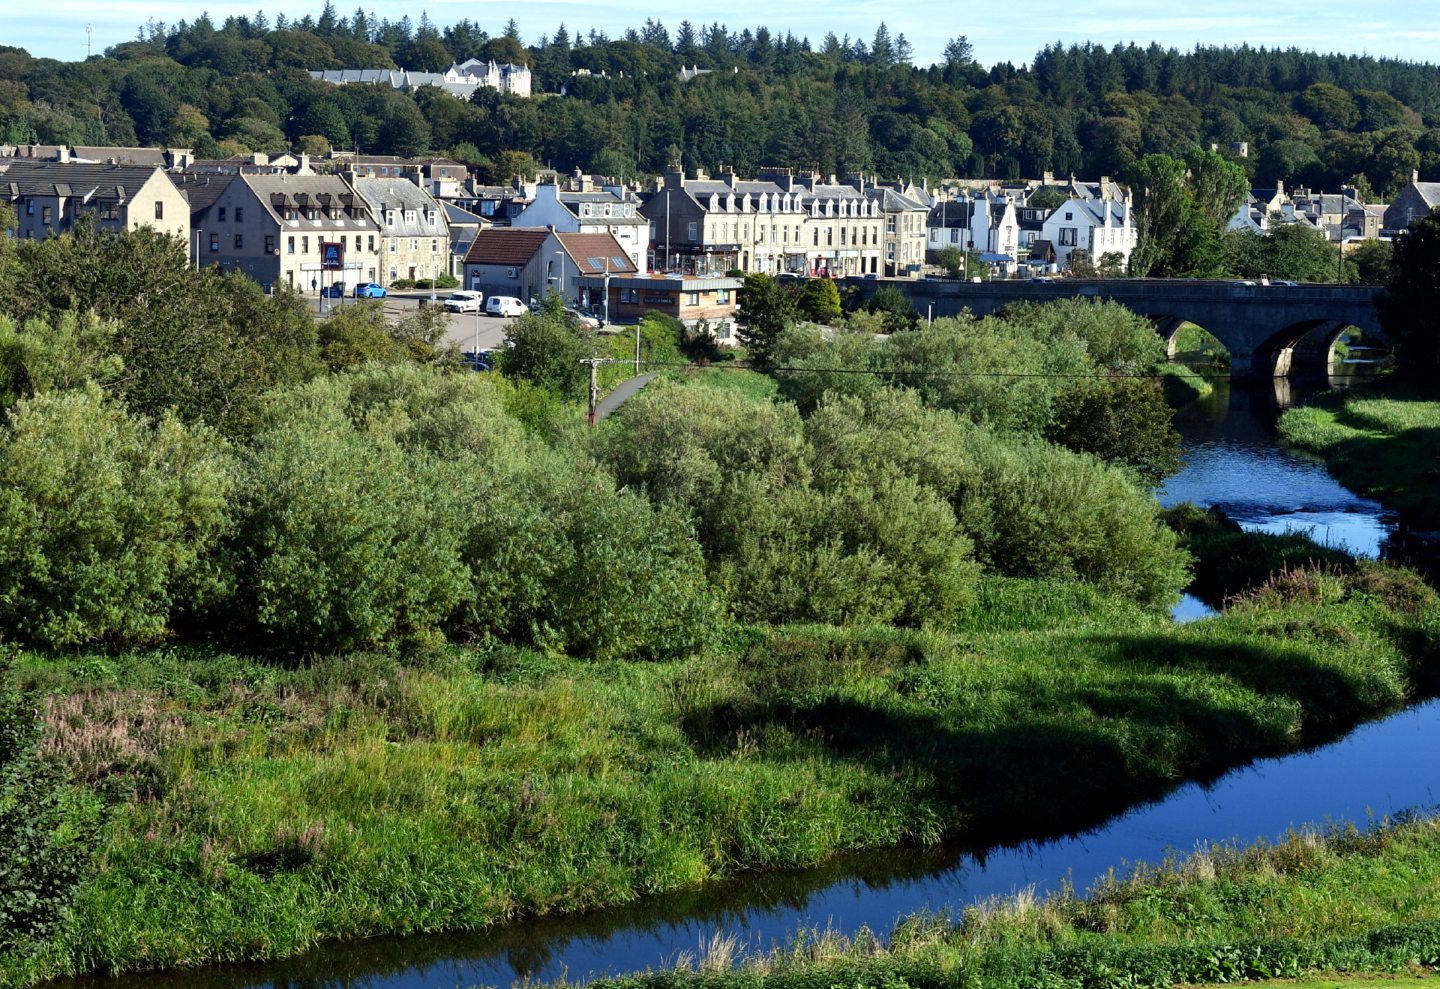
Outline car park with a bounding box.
[353,282,387,298]
[485,295,527,317]
[443,290,484,313]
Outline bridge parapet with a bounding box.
[845,278,1387,378]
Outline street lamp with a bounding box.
[554,249,567,304]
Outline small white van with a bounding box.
[486,296,527,317]
[443,290,484,313]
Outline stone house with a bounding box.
[190,173,380,293]
[2,161,190,244]
[349,177,450,286]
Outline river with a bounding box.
[59,376,1439,989]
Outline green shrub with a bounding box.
[453,451,719,660]
[501,311,595,399]
[809,390,1190,607]
[227,368,502,651]
[713,474,979,626]
[0,666,102,959]
[0,386,233,649]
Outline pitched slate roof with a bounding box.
[72,146,168,166]
[464,228,551,266]
[555,232,639,274]
[0,161,168,203]
[170,173,235,215]
[350,178,446,236]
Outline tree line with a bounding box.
[0,211,1194,657]
[3,10,1440,196]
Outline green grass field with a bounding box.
[2,560,1437,986]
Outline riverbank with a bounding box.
[3,561,1438,987]
[1278,385,1440,530]
[578,813,1440,989]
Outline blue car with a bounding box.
[321,282,345,298]
[353,282,387,298]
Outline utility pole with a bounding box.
[581,357,605,428]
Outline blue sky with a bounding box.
[9,0,1439,69]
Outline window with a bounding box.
[411,239,418,251]
[1059,228,1077,247]
[716,288,730,304]
[688,221,698,241]
[287,236,295,254]
[389,240,396,253]
[210,233,219,253]
[620,287,639,304]
[154,201,164,220]
[685,291,699,306]
[235,208,243,222]
[25,200,34,215]
[42,206,52,225]
[302,236,309,253]
[368,236,375,252]
[264,235,275,254]
[1064,211,1073,220]
[813,228,819,247]
[234,234,243,249]
[432,239,439,252]
[218,207,227,222]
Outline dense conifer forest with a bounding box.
[2,5,1439,194]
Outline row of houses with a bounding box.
[10,142,1440,300]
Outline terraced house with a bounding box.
[349,177,450,287]
[2,161,189,243]
[190,174,380,293]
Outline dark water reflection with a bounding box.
[1160,378,1397,559]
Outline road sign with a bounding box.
[321,242,344,271]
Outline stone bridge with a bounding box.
[849,278,1387,378]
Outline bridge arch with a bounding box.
[1252,317,1391,378]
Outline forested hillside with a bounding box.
[2,5,1439,196]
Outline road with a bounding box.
[305,292,516,353]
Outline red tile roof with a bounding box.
[555,231,639,273]
[464,228,551,266]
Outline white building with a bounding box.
[1040,197,1136,270]
[510,180,649,274]
[310,59,530,100]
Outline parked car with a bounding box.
[564,306,601,329]
[321,282,345,298]
[353,282,387,298]
[485,295,527,317]
[443,290,484,313]
[461,349,496,371]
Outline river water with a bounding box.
[61,376,1440,989]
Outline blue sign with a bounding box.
[321,241,344,271]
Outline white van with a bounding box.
[485,295,527,317]
[443,290,484,313]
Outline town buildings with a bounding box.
[310,59,531,99]
[2,161,191,243]
[190,173,381,293]
[349,177,450,285]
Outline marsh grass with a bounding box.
[2,568,1437,985]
